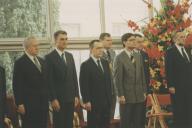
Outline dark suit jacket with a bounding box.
[165,44,192,93]
[79,57,112,109]
[102,49,117,95]
[13,54,49,110]
[0,66,6,126]
[45,50,79,103]
[140,50,150,93]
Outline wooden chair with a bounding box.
[146,93,173,128]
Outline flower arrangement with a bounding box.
[128,0,192,92]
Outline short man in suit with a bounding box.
[0,66,11,128]
[165,31,192,128]
[99,33,116,119]
[12,36,49,128]
[45,30,79,128]
[79,40,112,128]
[114,33,147,128]
[134,34,150,88]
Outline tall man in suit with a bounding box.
[0,66,11,128]
[45,30,79,128]
[99,33,116,119]
[12,36,49,128]
[114,33,147,128]
[165,31,192,128]
[79,40,112,128]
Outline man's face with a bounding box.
[175,32,186,46]
[102,36,112,49]
[124,36,136,50]
[27,39,39,56]
[135,36,144,49]
[55,34,68,50]
[91,42,104,58]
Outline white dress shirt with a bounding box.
[175,44,190,62]
[91,55,104,71]
[25,51,41,66]
[124,48,134,58]
[55,48,67,63]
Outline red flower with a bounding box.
[149,28,159,36]
[127,20,140,31]
[146,45,163,59]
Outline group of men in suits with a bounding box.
[0,28,191,128]
[10,31,118,128]
[0,31,151,128]
[12,31,81,128]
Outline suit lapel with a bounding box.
[53,50,67,67]
[89,58,104,75]
[24,54,42,73]
[121,51,135,68]
[173,45,189,63]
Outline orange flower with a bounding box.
[146,45,163,59]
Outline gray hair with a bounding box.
[23,36,37,49]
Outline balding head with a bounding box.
[23,36,39,56]
[173,31,186,46]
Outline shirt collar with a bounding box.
[175,44,184,50]
[25,51,35,61]
[91,54,100,63]
[133,49,140,53]
[124,48,133,58]
[55,48,65,56]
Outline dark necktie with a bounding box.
[97,60,103,73]
[181,48,189,62]
[61,53,67,66]
[33,57,41,72]
[106,50,111,62]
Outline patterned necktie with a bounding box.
[33,57,41,72]
[106,50,111,62]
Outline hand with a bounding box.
[85,102,91,111]
[51,99,60,112]
[169,87,175,94]
[144,93,147,99]
[118,96,126,104]
[17,104,25,115]
[4,117,11,126]
[74,97,79,107]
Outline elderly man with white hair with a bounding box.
[12,36,49,128]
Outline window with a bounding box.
[105,0,149,37]
[0,0,48,38]
[53,0,101,38]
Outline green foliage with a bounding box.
[0,0,47,38]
